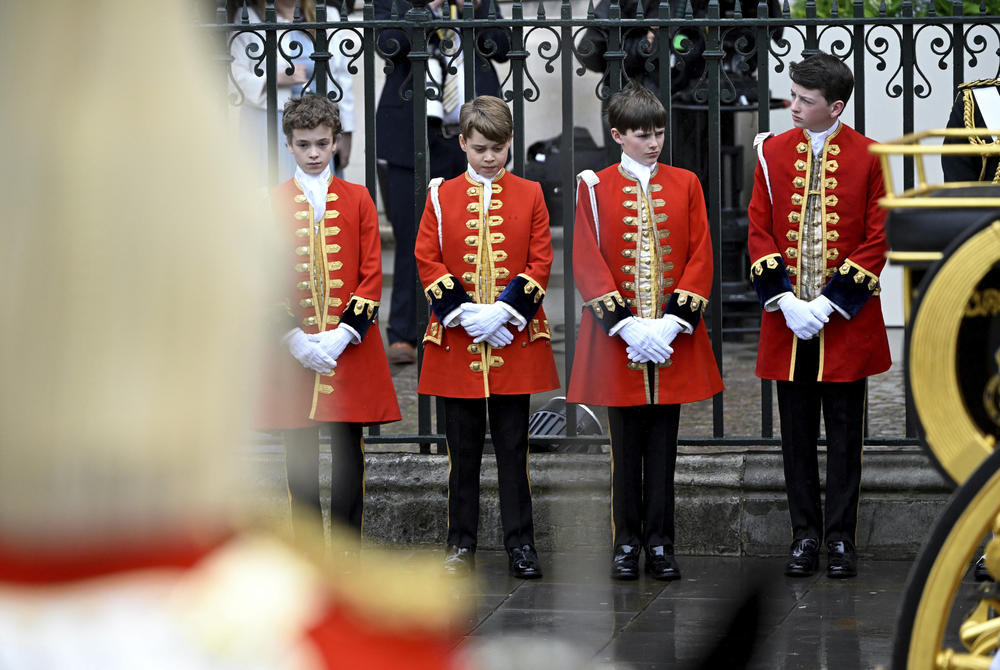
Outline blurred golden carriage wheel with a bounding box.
[892,448,1000,670]
[907,217,1000,486]
[894,216,1000,669]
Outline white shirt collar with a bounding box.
[807,120,840,157]
[620,152,654,195]
[467,165,495,210]
[295,165,332,223]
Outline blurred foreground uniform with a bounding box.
[942,77,1000,183]
[0,3,466,668]
[259,174,400,535]
[748,123,890,553]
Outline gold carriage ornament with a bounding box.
[872,130,1000,670]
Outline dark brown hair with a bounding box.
[789,52,854,107]
[607,83,667,133]
[282,93,341,141]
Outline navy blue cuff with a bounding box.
[750,254,795,307]
[339,297,379,340]
[822,262,880,319]
[424,275,472,323]
[664,290,706,331]
[584,292,633,335]
[497,274,544,322]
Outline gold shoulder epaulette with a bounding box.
[958,78,1000,90]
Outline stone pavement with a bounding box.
[380,547,981,670]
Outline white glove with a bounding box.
[459,302,511,343]
[778,294,825,340]
[282,328,336,374]
[653,317,685,348]
[483,325,514,348]
[808,295,835,323]
[312,326,354,362]
[618,318,672,364]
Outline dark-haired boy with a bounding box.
[414,95,559,579]
[568,85,723,581]
[747,52,890,579]
[257,93,401,539]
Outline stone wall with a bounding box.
[246,444,952,558]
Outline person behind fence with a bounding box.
[941,77,1000,184]
[414,96,559,579]
[256,93,400,541]
[567,84,724,582]
[228,0,356,184]
[375,0,511,365]
[747,52,890,580]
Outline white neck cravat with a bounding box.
[620,152,654,195]
[295,165,332,223]
[467,165,494,211]
[807,120,840,157]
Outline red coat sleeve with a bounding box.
[414,187,471,322]
[338,189,383,338]
[663,173,713,329]
[572,175,633,334]
[496,182,553,321]
[747,150,795,306]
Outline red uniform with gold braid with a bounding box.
[415,169,560,399]
[747,123,891,382]
[414,167,557,561]
[747,121,890,563]
[567,160,723,567]
[257,175,400,429]
[567,163,723,407]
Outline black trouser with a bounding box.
[776,342,867,544]
[282,422,365,536]
[443,394,535,551]
[607,404,681,549]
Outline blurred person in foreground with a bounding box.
[0,3,465,668]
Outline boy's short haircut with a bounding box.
[282,93,342,141]
[459,96,513,143]
[607,83,667,133]
[789,52,854,108]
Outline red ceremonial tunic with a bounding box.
[567,163,724,407]
[747,123,891,382]
[414,170,560,399]
[256,175,400,429]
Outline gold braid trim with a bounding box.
[583,291,626,318]
[838,259,880,291]
[958,77,1000,90]
[750,253,782,277]
[517,273,546,303]
[673,289,709,314]
[423,274,456,300]
[962,87,996,182]
[349,296,379,320]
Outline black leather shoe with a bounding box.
[645,545,681,581]
[610,544,640,580]
[443,545,475,577]
[975,555,993,581]
[784,538,819,577]
[507,544,543,579]
[827,539,858,579]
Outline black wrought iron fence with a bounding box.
[211,0,1000,449]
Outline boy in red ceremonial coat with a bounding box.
[414,96,560,579]
[567,85,724,581]
[259,94,401,539]
[747,52,890,579]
